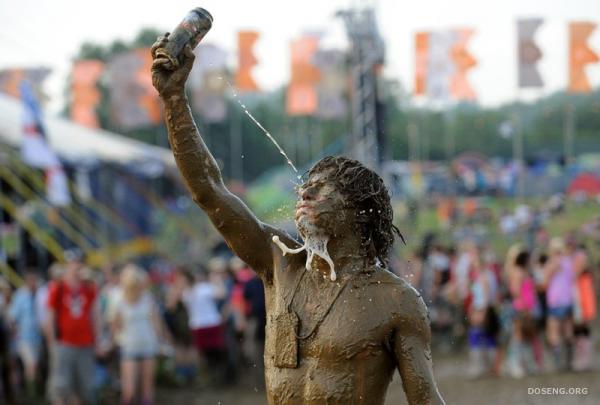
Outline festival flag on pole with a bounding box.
[428,30,458,101]
[414,29,477,101]
[449,29,477,101]
[314,49,348,119]
[414,32,429,96]
[136,49,162,125]
[0,67,50,99]
[70,60,104,128]
[189,43,229,122]
[568,21,599,93]
[0,69,25,98]
[517,18,544,88]
[20,81,70,206]
[105,48,162,129]
[235,31,260,92]
[20,81,59,169]
[286,34,321,116]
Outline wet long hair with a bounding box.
[306,156,403,267]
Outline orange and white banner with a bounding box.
[449,29,477,101]
[105,48,162,129]
[71,60,104,128]
[428,30,457,101]
[414,32,429,96]
[236,31,260,92]
[136,49,162,126]
[569,21,599,93]
[286,34,321,116]
[414,29,477,101]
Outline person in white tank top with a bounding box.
[112,265,163,405]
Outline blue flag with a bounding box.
[20,81,70,206]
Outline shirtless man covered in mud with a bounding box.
[151,34,445,405]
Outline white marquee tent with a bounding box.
[0,93,175,171]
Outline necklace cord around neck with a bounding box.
[286,270,352,340]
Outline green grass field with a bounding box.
[395,198,599,261]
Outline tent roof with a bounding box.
[567,172,600,196]
[0,93,175,169]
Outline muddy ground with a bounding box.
[157,352,600,404]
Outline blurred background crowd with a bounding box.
[0,252,268,404]
[0,197,598,403]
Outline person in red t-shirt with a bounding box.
[46,251,98,405]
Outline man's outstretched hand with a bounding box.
[151,33,195,98]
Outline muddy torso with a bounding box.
[263,252,409,404]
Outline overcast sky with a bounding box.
[1,0,599,113]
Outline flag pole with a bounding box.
[230,105,243,182]
[563,101,575,166]
[513,69,525,200]
[512,112,525,200]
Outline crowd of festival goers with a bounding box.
[0,219,598,403]
[0,253,266,404]
[399,229,598,379]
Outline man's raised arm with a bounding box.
[151,34,282,276]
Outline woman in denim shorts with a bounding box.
[112,265,163,405]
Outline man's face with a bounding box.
[64,261,83,282]
[25,273,37,290]
[102,265,117,284]
[174,272,188,289]
[295,169,351,238]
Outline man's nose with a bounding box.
[301,186,316,200]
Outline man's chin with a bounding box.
[296,217,326,240]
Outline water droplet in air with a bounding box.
[222,77,298,173]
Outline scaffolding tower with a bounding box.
[337,6,386,172]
